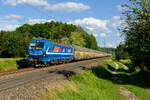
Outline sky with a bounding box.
[0,0,129,48]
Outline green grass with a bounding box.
[46,59,125,100]
[47,72,124,100]
[45,59,150,100]
[105,59,116,72]
[58,73,123,100]
[0,58,27,72]
[119,59,132,70]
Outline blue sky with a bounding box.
[0,0,129,48]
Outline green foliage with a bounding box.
[0,31,25,57]
[101,48,115,54]
[84,33,98,50]
[70,32,85,47]
[60,37,70,44]
[6,33,24,57]
[0,31,9,55]
[0,21,99,57]
[115,43,130,61]
[121,0,150,70]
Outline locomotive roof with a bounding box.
[30,40,72,48]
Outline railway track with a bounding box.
[0,57,108,92]
[0,57,107,78]
[0,68,34,77]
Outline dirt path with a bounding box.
[112,62,141,100]
[119,62,129,71]
[112,62,119,74]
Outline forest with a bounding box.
[0,21,100,57]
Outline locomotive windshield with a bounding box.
[29,42,44,49]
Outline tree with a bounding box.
[121,0,150,70]
[83,33,98,50]
[0,31,9,56]
[89,34,98,50]
[115,43,129,61]
[70,32,86,47]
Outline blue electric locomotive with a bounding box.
[28,40,74,66]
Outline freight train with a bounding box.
[28,39,109,67]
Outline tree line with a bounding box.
[115,0,150,70]
[0,21,99,57]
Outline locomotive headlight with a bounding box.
[43,53,46,57]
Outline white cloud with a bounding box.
[26,18,54,25]
[99,42,114,48]
[68,17,110,33]
[3,0,90,12]
[112,16,121,21]
[4,0,49,7]
[0,14,23,31]
[93,33,106,38]
[106,43,113,48]
[0,17,55,31]
[0,15,23,26]
[93,33,98,37]
[100,33,106,38]
[111,16,125,29]
[46,2,90,12]
[4,14,23,20]
[117,5,128,11]
[0,14,24,23]
[116,32,121,37]
[0,25,20,31]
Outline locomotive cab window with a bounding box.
[29,42,44,49]
[29,43,36,49]
[36,42,44,49]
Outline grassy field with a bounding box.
[0,58,30,72]
[46,59,125,100]
[45,59,150,100]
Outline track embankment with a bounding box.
[0,57,108,100]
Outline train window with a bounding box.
[29,43,36,49]
[68,49,71,53]
[29,42,44,49]
[36,42,44,49]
